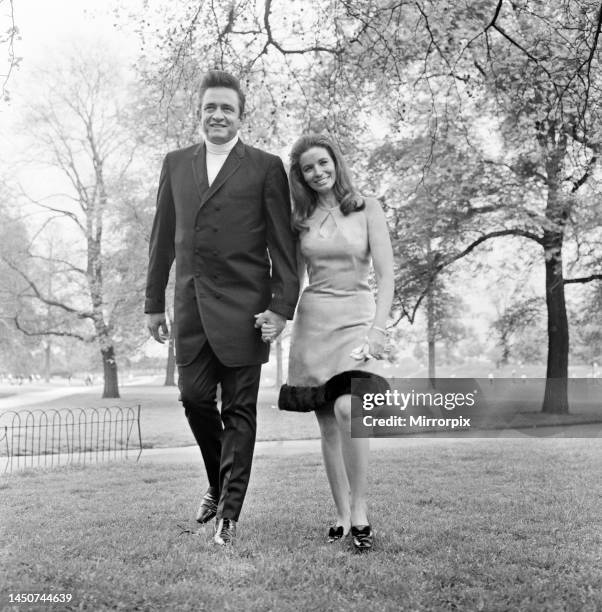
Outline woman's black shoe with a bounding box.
[327,525,346,543]
[351,525,373,552]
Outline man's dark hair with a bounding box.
[199,70,246,117]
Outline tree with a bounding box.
[570,282,602,366]
[6,47,141,398]
[0,195,39,375]
[493,296,544,366]
[339,0,602,412]
[128,0,602,414]
[448,0,602,412]
[112,179,178,386]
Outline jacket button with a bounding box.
[213,227,218,232]
[195,226,200,232]
[195,272,200,277]
[213,250,219,256]
[215,294,221,300]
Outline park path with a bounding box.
[138,422,602,465]
[0,385,99,411]
[138,437,427,464]
[4,425,600,473]
[0,376,157,412]
[2,437,420,473]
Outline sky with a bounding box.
[1,0,139,174]
[2,0,137,113]
[0,4,116,243]
[9,1,137,63]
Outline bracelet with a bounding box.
[371,326,386,334]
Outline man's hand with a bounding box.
[254,310,286,343]
[146,313,170,344]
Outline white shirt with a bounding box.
[205,134,239,186]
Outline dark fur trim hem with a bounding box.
[278,370,389,412]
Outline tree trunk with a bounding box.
[500,332,510,366]
[101,345,120,398]
[164,334,176,386]
[540,136,570,415]
[542,230,569,414]
[427,282,436,382]
[275,337,283,387]
[44,342,51,382]
[425,232,436,383]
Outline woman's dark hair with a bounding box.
[289,133,364,230]
[199,70,246,117]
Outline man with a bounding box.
[145,70,299,546]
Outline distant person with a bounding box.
[145,70,299,546]
[271,134,394,552]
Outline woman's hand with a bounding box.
[260,322,278,343]
[367,327,386,359]
[350,327,387,361]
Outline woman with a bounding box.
[263,134,394,551]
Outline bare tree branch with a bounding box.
[157,2,205,105]
[261,0,341,56]
[392,227,545,325]
[0,0,18,99]
[444,229,544,265]
[564,273,602,285]
[483,159,547,183]
[568,155,597,193]
[1,255,93,318]
[564,1,602,123]
[460,0,502,60]
[27,252,87,277]
[16,184,87,234]
[14,314,90,342]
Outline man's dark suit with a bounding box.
[145,138,298,520]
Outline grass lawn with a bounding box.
[2,439,601,611]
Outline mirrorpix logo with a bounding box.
[360,387,478,431]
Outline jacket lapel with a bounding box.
[192,143,209,202]
[199,139,245,209]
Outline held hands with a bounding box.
[146,313,169,344]
[254,310,286,344]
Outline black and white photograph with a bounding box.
[1,1,601,610]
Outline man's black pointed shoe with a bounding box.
[195,489,218,524]
[213,518,236,546]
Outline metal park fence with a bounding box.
[0,405,142,473]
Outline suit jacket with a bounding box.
[145,138,299,367]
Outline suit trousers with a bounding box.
[178,341,261,522]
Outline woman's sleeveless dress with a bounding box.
[287,203,386,390]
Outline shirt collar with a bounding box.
[205,134,239,155]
